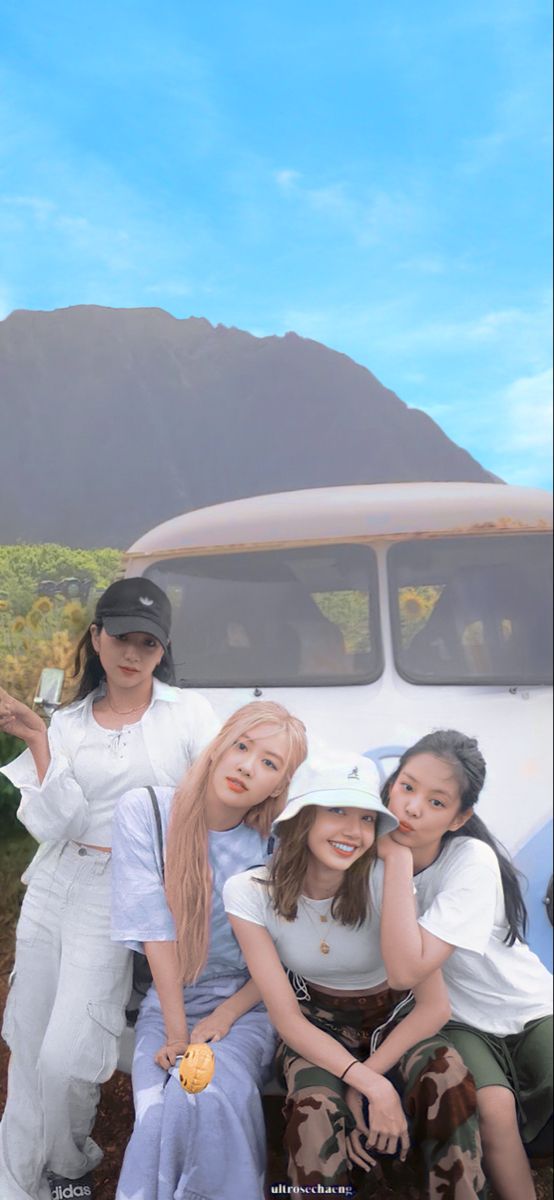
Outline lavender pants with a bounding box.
[117,975,277,1200]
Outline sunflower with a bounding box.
[62,601,87,631]
[399,588,430,622]
[33,596,54,615]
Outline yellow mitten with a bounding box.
[178,1043,215,1093]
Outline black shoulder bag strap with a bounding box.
[127,786,166,1018]
[146,785,165,882]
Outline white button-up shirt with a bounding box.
[0,679,219,878]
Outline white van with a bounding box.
[125,481,553,968]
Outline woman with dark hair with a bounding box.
[224,757,487,1198]
[378,730,553,1200]
[0,578,218,1200]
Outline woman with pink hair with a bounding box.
[111,700,307,1200]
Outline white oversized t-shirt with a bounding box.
[0,679,220,853]
[112,787,272,983]
[394,836,553,1034]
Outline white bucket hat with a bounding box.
[274,754,399,837]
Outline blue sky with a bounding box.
[1,0,552,487]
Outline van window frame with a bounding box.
[387,532,553,687]
[145,543,384,689]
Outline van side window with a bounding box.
[388,534,553,686]
[146,545,383,688]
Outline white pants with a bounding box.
[0,842,132,1200]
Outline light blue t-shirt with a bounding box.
[111,786,271,982]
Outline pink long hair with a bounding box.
[165,701,308,982]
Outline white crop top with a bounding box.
[70,707,154,846]
[223,865,388,991]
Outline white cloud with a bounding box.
[278,296,552,490]
[273,169,417,248]
[374,298,553,372]
[0,178,220,306]
[430,368,553,489]
[144,280,193,298]
[497,368,553,454]
[0,194,55,222]
[401,370,427,385]
[274,169,301,191]
[281,294,552,373]
[458,130,511,176]
[399,255,446,276]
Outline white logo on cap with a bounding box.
[347,766,360,780]
[139,596,154,607]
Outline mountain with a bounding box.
[0,305,497,548]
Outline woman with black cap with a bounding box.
[0,578,219,1200]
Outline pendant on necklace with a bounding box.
[320,940,331,955]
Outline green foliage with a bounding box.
[0,543,122,706]
[312,585,444,653]
[0,831,36,930]
[0,545,122,833]
[0,544,122,616]
[0,731,25,836]
[313,590,371,652]
[0,595,90,705]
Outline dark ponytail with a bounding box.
[381,729,528,946]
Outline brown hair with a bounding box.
[165,701,308,982]
[268,805,377,926]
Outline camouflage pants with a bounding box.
[276,984,487,1200]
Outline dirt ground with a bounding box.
[0,835,551,1200]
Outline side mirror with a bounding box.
[34,668,65,713]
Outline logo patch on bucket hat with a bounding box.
[273,755,399,837]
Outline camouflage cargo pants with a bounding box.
[276,984,487,1199]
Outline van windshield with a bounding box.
[388,533,553,685]
[145,545,382,687]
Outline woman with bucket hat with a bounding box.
[224,756,487,1198]
[0,578,219,1200]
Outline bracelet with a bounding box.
[339,1057,358,1082]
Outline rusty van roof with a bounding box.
[125,483,553,562]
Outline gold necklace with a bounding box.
[105,693,150,716]
[301,896,335,955]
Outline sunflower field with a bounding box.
[0,544,121,833]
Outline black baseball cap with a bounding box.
[95,578,172,650]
